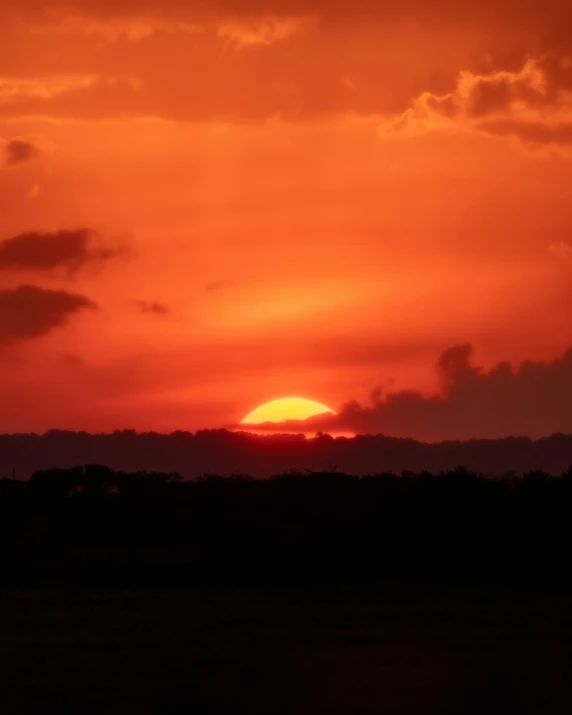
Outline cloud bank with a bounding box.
[4,2,572,124]
[380,55,572,152]
[255,344,572,441]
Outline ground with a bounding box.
[1,581,571,714]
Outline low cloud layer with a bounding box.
[0,285,96,345]
[254,345,572,441]
[0,229,127,273]
[380,55,572,152]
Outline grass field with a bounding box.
[1,581,571,714]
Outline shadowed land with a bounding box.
[2,466,572,713]
[2,582,572,715]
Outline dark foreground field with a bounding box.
[3,467,572,713]
[2,580,572,715]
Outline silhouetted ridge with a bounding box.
[2,429,572,480]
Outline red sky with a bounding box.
[1,0,572,438]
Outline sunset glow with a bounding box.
[4,5,572,705]
[1,1,572,441]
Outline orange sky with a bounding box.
[1,1,572,437]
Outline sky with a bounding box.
[1,0,572,438]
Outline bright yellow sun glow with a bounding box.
[241,397,335,424]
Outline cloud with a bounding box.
[0,75,141,119]
[0,285,96,345]
[14,4,307,49]
[218,15,311,48]
[380,55,572,151]
[134,300,170,315]
[0,75,99,103]
[257,344,572,441]
[0,229,127,273]
[3,138,42,166]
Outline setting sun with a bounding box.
[241,398,335,425]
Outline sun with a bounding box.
[241,397,335,424]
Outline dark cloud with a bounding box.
[0,229,127,273]
[3,139,42,166]
[0,285,96,345]
[255,345,572,441]
[134,300,170,315]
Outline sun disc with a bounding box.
[241,397,335,424]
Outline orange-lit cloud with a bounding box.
[0,75,99,103]
[218,15,312,49]
[0,76,141,121]
[380,56,572,152]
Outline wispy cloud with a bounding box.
[218,15,312,49]
[0,75,98,103]
[27,12,204,44]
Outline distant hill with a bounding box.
[1,428,572,479]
